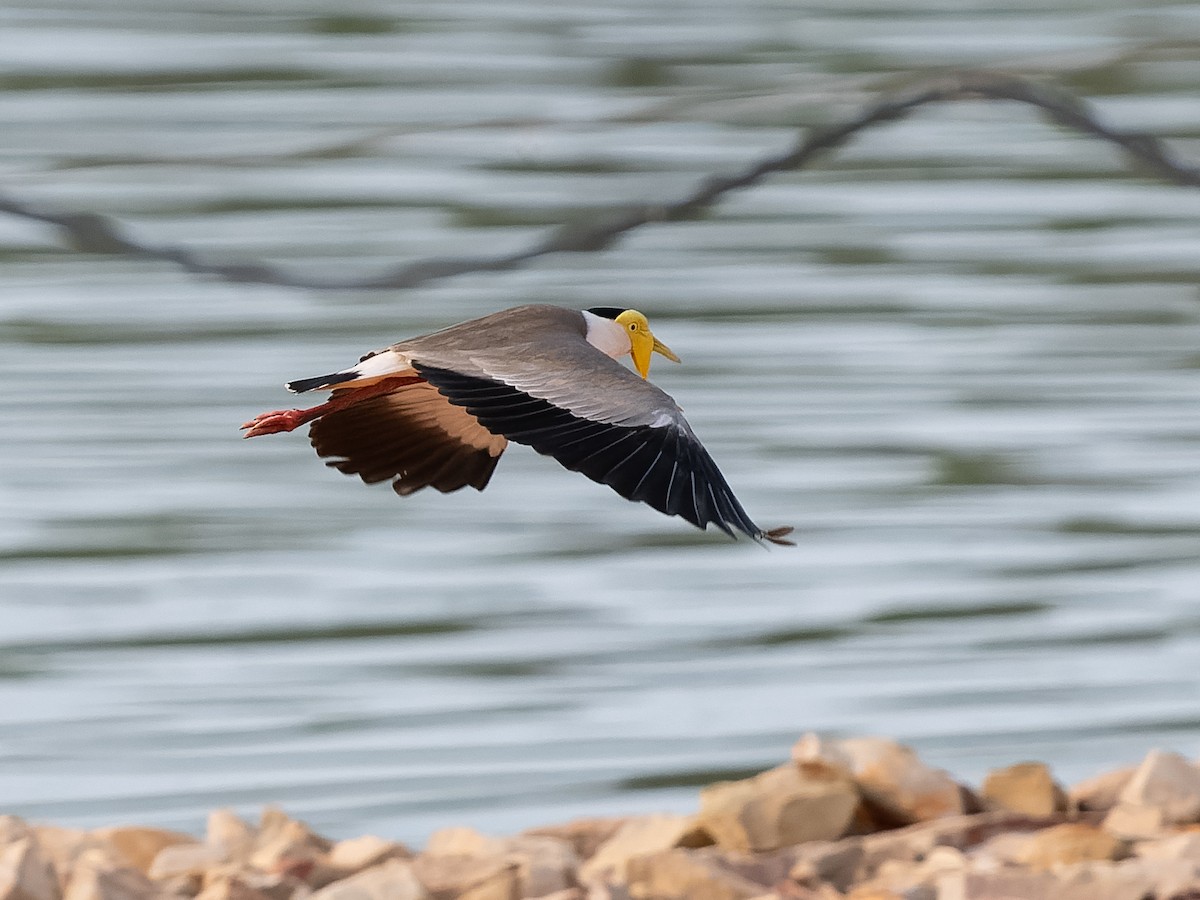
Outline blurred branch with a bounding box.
[2,70,1197,293]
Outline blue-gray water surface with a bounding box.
[2,0,1199,843]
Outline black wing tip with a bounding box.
[287,371,359,394]
[695,520,793,547]
[418,362,788,545]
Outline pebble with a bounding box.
[0,837,59,900]
[696,762,859,851]
[1118,750,1200,825]
[793,734,967,825]
[1,739,1198,900]
[981,761,1067,818]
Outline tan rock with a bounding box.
[980,762,1066,817]
[844,889,908,900]
[0,837,61,900]
[787,839,864,892]
[524,819,627,861]
[30,827,100,883]
[326,835,409,874]
[309,858,428,900]
[417,830,576,898]
[880,844,965,892]
[936,863,1164,900]
[0,818,33,847]
[254,808,291,846]
[503,835,577,897]
[1117,749,1200,825]
[793,734,964,825]
[1135,830,1200,862]
[625,849,766,900]
[972,828,1041,867]
[712,850,798,894]
[697,764,858,852]
[455,865,519,900]
[91,827,196,875]
[847,842,965,900]
[578,815,696,886]
[781,885,844,900]
[411,853,510,898]
[206,810,256,860]
[1014,823,1124,869]
[62,850,158,900]
[148,841,227,879]
[193,874,273,900]
[1103,803,1166,840]
[936,869,1056,900]
[1069,766,1134,813]
[855,810,1049,882]
[249,815,331,882]
[422,828,508,860]
[203,867,301,900]
[1114,856,1200,899]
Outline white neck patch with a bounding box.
[582,310,631,360]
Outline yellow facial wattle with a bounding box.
[615,309,680,378]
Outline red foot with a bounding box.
[241,375,423,438]
[240,408,317,437]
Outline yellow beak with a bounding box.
[631,331,681,379]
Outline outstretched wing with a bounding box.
[414,363,771,541]
[309,380,507,496]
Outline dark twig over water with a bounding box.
[2,71,1197,293]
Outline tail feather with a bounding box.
[287,371,360,394]
[287,349,410,394]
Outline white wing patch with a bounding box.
[353,349,411,379]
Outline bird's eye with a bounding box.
[629,322,638,331]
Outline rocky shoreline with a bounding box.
[4,735,1200,900]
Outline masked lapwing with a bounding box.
[242,305,792,545]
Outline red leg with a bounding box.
[241,375,422,438]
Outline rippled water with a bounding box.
[2,0,1199,843]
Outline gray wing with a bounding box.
[400,304,679,427]
[402,304,792,543]
[413,361,769,541]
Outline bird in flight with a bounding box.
[242,305,792,545]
